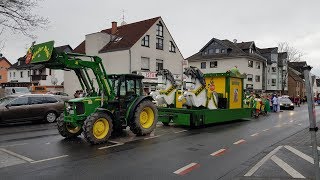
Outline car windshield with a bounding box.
[14,88,30,93]
[0,97,15,105]
[279,98,292,104]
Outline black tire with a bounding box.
[162,122,170,126]
[83,112,113,145]
[57,113,83,138]
[130,100,158,135]
[45,111,58,123]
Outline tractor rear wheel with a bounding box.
[57,113,83,138]
[130,100,158,135]
[83,112,113,145]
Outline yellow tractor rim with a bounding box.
[139,107,155,129]
[66,125,81,134]
[93,118,109,139]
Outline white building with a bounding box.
[68,16,184,96]
[6,45,71,88]
[187,38,266,92]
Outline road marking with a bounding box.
[174,162,200,175]
[0,148,33,162]
[274,125,282,128]
[233,139,246,145]
[210,149,226,156]
[283,122,288,125]
[174,130,188,134]
[98,143,124,150]
[289,120,294,123]
[298,123,302,126]
[317,147,320,151]
[0,143,28,148]
[108,140,122,144]
[262,129,269,132]
[250,133,259,137]
[284,145,314,164]
[244,146,282,176]
[45,142,50,145]
[144,135,161,140]
[271,155,305,178]
[30,155,68,164]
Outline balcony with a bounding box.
[31,74,47,82]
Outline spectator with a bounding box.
[272,94,278,112]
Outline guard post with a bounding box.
[303,65,320,180]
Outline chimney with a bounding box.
[111,21,117,34]
[233,39,237,43]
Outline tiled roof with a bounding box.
[187,38,266,62]
[236,41,253,50]
[73,17,161,54]
[288,68,303,82]
[0,57,12,66]
[288,61,308,73]
[258,47,277,54]
[55,45,73,53]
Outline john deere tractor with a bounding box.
[27,41,158,144]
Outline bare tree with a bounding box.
[0,0,48,39]
[278,42,304,62]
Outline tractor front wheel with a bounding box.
[83,112,113,145]
[57,113,83,138]
[130,100,158,135]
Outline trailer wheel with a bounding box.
[57,113,83,138]
[130,100,158,135]
[83,112,113,145]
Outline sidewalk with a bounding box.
[235,122,320,180]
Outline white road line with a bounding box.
[0,143,28,148]
[233,139,246,145]
[289,120,294,123]
[0,148,34,162]
[173,162,199,175]
[284,145,314,164]
[108,140,122,144]
[174,130,188,134]
[210,149,226,156]
[271,155,305,178]
[30,155,68,164]
[262,129,270,132]
[244,146,282,176]
[98,143,124,150]
[274,125,282,128]
[298,123,302,126]
[250,133,259,137]
[283,123,288,125]
[144,135,161,140]
[317,147,320,151]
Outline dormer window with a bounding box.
[249,48,254,53]
[141,35,150,47]
[215,48,220,53]
[113,36,122,42]
[18,61,21,66]
[208,49,214,54]
[156,22,163,37]
[221,49,226,53]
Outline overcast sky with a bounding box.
[1,0,320,75]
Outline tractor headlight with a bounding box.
[280,103,283,106]
[290,103,294,106]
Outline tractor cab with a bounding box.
[108,74,144,99]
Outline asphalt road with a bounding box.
[0,104,317,180]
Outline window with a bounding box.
[0,75,1,80]
[156,22,163,37]
[208,49,214,54]
[141,35,150,47]
[210,61,217,68]
[215,48,220,53]
[13,72,16,77]
[30,97,44,104]
[20,71,23,78]
[28,71,30,77]
[255,75,260,82]
[169,41,176,52]
[201,62,206,69]
[44,97,58,103]
[10,97,28,106]
[221,49,225,53]
[247,74,253,81]
[203,50,208,55]
[272,67,277,72]
[141,57,150,70]
[156,38,163,50]
[248,60,253,68]
[272,79,276,86]
[267,67,270,73]
[256,62,260,69]
[49,69,52,76]
[246,84,253,89]
[156,59,163,72]
[249,48,254,53]
[267,79,270,85]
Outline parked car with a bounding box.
[0,94,64,124]
[279,97,294,110]
[4,87,30,96]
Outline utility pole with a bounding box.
[303,65,320,180]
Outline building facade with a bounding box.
[0,56,12,84]
[288,68,305,98]
[69,17,184,96]
[187,38,266,92]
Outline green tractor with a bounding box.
[27,41,158,144]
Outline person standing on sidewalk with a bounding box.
[272,94,278,112]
